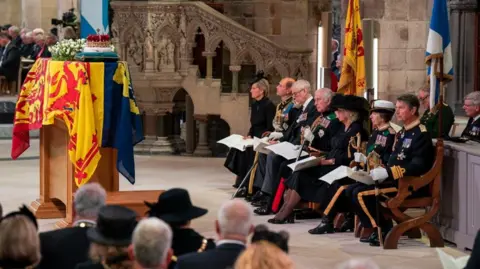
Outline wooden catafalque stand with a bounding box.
[12,59,162,228]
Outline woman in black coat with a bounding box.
[224,71,276,189]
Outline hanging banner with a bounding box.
[80,0,109,38]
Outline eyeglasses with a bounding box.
[292,89,305,96]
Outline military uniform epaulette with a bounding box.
[419,124,427,132]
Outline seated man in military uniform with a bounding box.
[253,87,341,216]
[307,100,396,236]
[461,91,480,141]
[418,86,454,138]
[249,81,321,213]
[351,94,434,247]
[246,77,297,200]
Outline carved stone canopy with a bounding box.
[448,0,478,11]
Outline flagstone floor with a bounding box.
[0,139,469,269]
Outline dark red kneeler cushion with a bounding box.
[272,178,286,213]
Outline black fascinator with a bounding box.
[251,224,289,253]
[249,70,268,86]
[0,205,38,230]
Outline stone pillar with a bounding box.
[134,112,158,154]
[193,115,212,157]
[151,113,174,154]
[202,51,216,85]
[448,0,477,115]
[229,65,241,93]
[185,95,195,155]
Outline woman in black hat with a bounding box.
[267,94,369,224]
[75,205,137,269]
[224,71,276,193]
[145,188,215,269]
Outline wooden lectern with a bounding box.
[30,119,163,228]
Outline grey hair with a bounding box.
[336,258,380,269]
[32,28,44,36]
[217,199,253,237]
[465,91,480,106]
[34,34,45,42]
[74,183,106,219]
[316,88,334,103]
[253,79,270,97]
[25,32,33,38]
[292,79,312,95]
[418,86,429,95]
[8,26,20,34]
[133,218,172,268]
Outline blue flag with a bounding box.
[426,0,454,108]
[103,62,144,184]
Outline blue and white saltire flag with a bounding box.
[425,0,454,109]
[80,0,110,38]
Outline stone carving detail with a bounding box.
[155,88,178,103]
[156,37,176,71]
[145,30,155,60]
[448,0,478,11]
[126,30,144,68]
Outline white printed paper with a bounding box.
[265,142,308,160]
[217,134,254,151]
[287,156,321,172]
[318,165,375,185]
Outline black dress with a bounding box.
[284,121,367,203]
[224,97,276,185]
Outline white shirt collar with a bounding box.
[474,114,480,122]
[302,96,313,111]
[216,239,246,247]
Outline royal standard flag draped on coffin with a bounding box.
[12,59,144,186]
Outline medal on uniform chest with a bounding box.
[318,129,325,138]
[283,123,289,130]
[397,151,406,160]
[402,138,412,148]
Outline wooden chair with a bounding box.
[381,140,445,249]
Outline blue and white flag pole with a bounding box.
[80,0,110,38]
[425,0,454,109]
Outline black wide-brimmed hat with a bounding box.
[331,94,369,117]
[87,205,137,247]
[145,188,208,223]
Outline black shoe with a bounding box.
[360,230,377,243]
[267,214,294,224]
[251,196,269,207]
[234,187,247,198]
[369,227,391,247]
[250,191,265,202]
[338,215,355,233]
[254,205,272,215]
[308,217,335,234]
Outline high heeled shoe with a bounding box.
[267,214,295,224]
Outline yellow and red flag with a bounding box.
[338,0,366,96]
[13,60,104,186]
